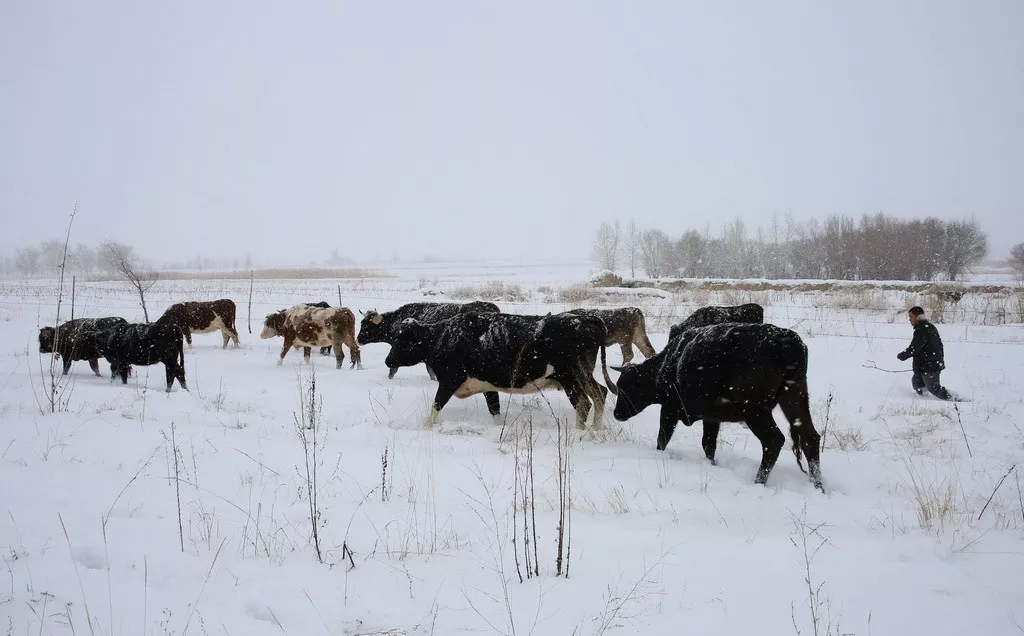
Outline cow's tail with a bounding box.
[600,341,617,395]
[635,310,656,358]
[777,337,818,479]
[178,327,186,371]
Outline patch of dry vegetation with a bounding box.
[87,267,392,282]
[558,283,597,304]
[448,280,529,302]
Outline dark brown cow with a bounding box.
[156,299,240,349]
[260,304,362,369]
[564,307,655,364]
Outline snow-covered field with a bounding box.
[2,263,1024,635]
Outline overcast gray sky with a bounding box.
[3,1,1022,265]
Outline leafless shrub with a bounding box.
[555,416,572,577]
[294,364,327,563]
[99,240,158,321]
[591,553,671,636]
[34,203,78,415]
[511,415,539,583]
[789,507,842,636]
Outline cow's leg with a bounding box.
[560,380,591,430]
[425,381,460,429]
[778,378,823,491]
[89,357,101,377]
[388,366,400,379]
[483,391,501,417]
[656,407,680,451]
[303,347,312,362]
[636,330,656,359]
[62,357,73,375]
[701,419,721,465]
[333,340,346,370]
[120,364,130,385]
[221,329,230,349]
[425,364,437,381]
[583,376,607,428]
[745,410,786,486]
[184,328,193,348]
[165,363,175,392]
[343,334,362,370]
[278,338,295,366]
[172,361,188,391]
[320,346,332,356]
[619,342,634,365]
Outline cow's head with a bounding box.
[384,320,431,370]
[260,311,286,339]
[38,326,56,354]
[356,309,387,345]
[611,360,659,421]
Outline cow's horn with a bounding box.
[610,365,626,372]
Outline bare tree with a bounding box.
[591,220,621,272]
[1009,242,1024,281]
[942,218,988,281]
[638,228,673,278]
[38,239,67,275]
[100,240,159,321]
[675,229,708,278]
[15,247,40,276]
[623,219,641,278]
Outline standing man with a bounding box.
[897,306,951,400]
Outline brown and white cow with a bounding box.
[260,304,362,369]
[156,299,240,349]
[564,307,656,364]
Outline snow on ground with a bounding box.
[2,264,1024,635]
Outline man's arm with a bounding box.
[898,325,927,360]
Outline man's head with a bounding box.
[908,306,925,326]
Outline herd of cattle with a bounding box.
[36,297,823,491]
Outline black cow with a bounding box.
[103,323,187,392]
[385,311,616,430]
[358,301,501,378]
[668,303,764,343]
[38,317,128,376]
[304,302,334,356]
[612,322,822,490]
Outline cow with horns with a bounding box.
[357,301,500,378]
[385,311,617,430]
[612,322,823,491]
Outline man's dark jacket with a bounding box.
[900,319,945,372]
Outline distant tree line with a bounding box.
[0,239,259,277]
[592,213,992,281]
